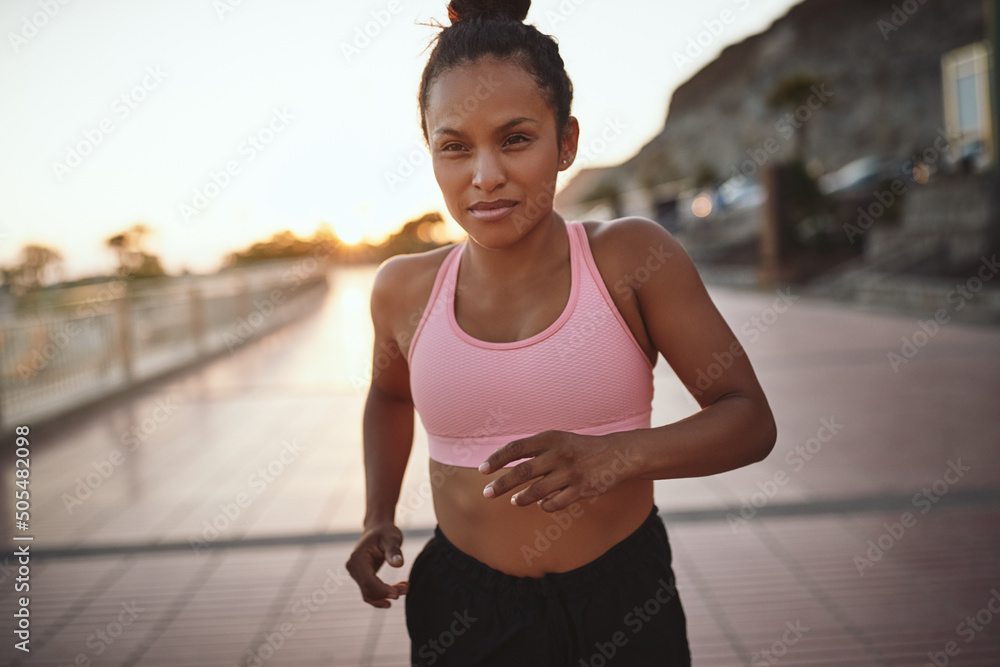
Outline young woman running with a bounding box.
[346,1,777,664]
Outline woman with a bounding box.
[346,1,777,664]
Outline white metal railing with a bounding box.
[0,258,329,429]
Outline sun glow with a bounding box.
[334,219,365,245]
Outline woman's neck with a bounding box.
[461,212,569,286]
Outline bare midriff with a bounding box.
[428,457,655,577]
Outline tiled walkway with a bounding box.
[2,266,999,666]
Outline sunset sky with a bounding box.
[0,0,801,279]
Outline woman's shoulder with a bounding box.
[576,216,691,270]
[373,242,458,290]
[370,242,460,323]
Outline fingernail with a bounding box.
[478,461,490,473]
[483,484,494,499]
[510,494,518,505]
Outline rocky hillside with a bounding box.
[599,0,985,193]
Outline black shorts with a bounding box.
[405,503,691,666]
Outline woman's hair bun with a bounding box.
[447,0,530,24]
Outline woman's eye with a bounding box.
[505,134,529,146]
[440,143,464,152]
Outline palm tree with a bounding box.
[768,72,826,162]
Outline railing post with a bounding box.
[116,293,134,385]
[190,284,205,359]
[0,333,5,432]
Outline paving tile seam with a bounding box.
[129,397,322,546]
[244,545,318,657]
[120,552,227,667]
[29,493,1000,561]
[669,535,752,663]
[60,396,318,548]
[8,557,137,666]
[749,520,893,667]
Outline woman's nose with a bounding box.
[471,150,506,191]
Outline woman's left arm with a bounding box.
[608,217,778,481]
[481,217,777,509]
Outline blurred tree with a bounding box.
[226,226,342,267]
[372,212,448,260]
[0,244,63,294]
[106,223,167,279]
[227,216,449,267]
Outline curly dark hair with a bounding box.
[417,0,574,143]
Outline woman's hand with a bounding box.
[478,431,642,512]
[345,521,409,609]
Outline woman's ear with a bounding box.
[559,116,580,170]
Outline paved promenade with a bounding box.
[1,265,998,666]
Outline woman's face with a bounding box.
[424,57,578,249]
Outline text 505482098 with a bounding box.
[13,424,33,653]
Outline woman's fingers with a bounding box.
[484,458,543,499]
[346,527,407,608]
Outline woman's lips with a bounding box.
[468,200,517,221]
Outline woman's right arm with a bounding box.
[346,257,418,609]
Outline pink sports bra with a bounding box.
[407,221,655,468]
